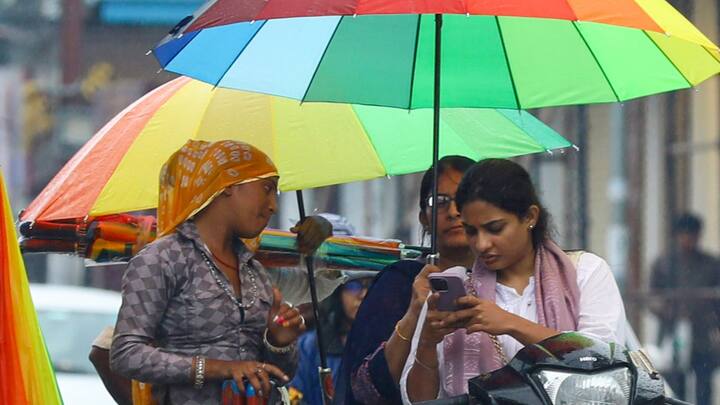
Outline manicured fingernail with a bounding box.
[274,315,285,325]
[282,321,290,327]
[283,375,289,381]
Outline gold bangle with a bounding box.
[394,321,411,342]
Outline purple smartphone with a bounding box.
[428,267,468,311]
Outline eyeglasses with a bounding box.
[425,194,456,211]
[344,279,372,295]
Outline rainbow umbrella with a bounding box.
[153,0,719,260]
[21,76,571,223]
[155,2,719,109]
[0,169,62,405]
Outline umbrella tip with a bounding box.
[250,20,256,24]
[156,68,163,74]
[546,150,555,156]
[466,12,470,17]
[352,13,357,18]
[145,50,153,56]
[572,144,580,151]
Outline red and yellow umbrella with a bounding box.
[0,169,62,404]
[21,77,571,223]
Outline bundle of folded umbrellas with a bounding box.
[18,214,421,271]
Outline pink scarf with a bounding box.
[442,241,580,396]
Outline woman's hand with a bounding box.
[266,288,306,347]
[225,360,289,398]
[419,294,460,346]
[409,264,442,314]
[441,295,517,335]
[291,216,333,255]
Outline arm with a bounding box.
[110,251,195,384]
[89,346,132,405]
[441,296,559,346]
[350,291,423,403]
[383,264,441,382]
[346,262,426,403]
[262,287,302,378]
[405,295,458,403]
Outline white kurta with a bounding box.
[400,252,628,403]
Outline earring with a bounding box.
[528,224,535,230]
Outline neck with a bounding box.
[497,245,536,289]
[437,247,475,270]
[194,211,234,256]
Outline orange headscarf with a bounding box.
[157,139,278,237]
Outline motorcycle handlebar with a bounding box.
[413,394,471,405]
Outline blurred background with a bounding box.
[0,0,718,403]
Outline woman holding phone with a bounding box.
[403,158,628,402]
[336,156,476,404]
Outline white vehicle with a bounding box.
[30,283,121,405]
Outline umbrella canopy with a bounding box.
[172,0,715,38]
[21,76,571,223]
[0,169,62,405]
[155,13,719,109]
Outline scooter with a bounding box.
[416,332,692,405]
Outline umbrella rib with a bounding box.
[346,105,393,176]
[212,20,268,88]
[570,21,621,102]
[641,30,693,89]
[494,17,521,110]
[300,17,343,103]
[406,15,422,110]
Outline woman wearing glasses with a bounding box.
[402,159,627,402]
[335,155,476,404]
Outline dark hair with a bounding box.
[419,155,476,212]
[455,158,550,247]
[673,213,702,235]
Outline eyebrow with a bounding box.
[482,219,505,228]
[462,219,505,228]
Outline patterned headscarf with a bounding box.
[157,139,278,237]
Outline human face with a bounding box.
[226,177,278,238]
[460,200,536,272]
[420,169,468,253]
[676,231,699,254]
[341,279,371,321]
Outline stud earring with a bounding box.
[528,224,535,230]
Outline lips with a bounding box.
[481,255,499,264]
[446,225,464,234]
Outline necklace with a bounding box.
[199,249,258,312]
[465,269,509,366]
[210,250,237,270]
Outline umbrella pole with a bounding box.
[429,13,443,263]
[295,190,333,404]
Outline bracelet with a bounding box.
[413,354,438,371]
[264,329,294,354]
[394,321,411,342]
[193,355,206,390]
